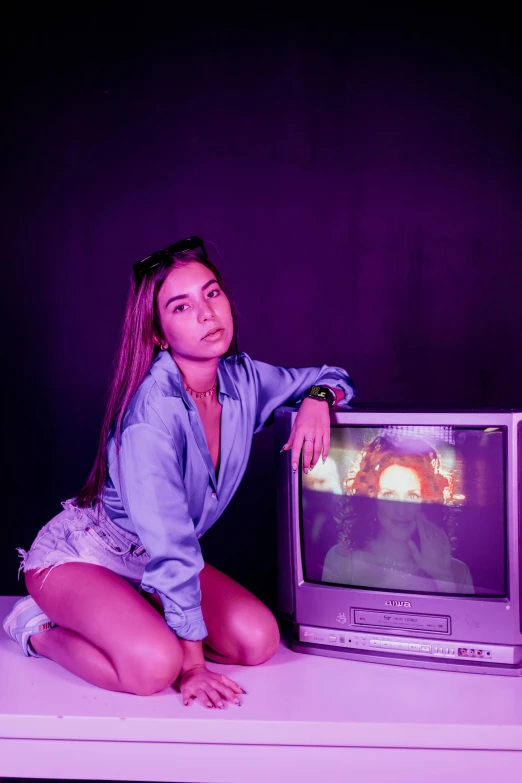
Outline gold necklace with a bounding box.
[185,380,217,399]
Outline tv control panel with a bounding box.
[352,608,450,634]
[298,624,522,665]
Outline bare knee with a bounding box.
[232,607,280,666]
[117,639,183,696]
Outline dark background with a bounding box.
[2,3,521,612]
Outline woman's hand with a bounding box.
[176,664,245,709]
[408,516,454,584]
[281,397,331,473]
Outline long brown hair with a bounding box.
[75,250,238,508]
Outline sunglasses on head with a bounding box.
[133,236,208,285]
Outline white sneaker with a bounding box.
[2,595,55,657]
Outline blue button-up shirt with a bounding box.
[102,351,355,640]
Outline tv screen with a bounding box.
[301,425,506,597]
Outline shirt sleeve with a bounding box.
[117,422,208,641]
[246,356,356,433]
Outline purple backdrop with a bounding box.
[2,9,521,606]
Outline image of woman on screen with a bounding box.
[322,435,474,594]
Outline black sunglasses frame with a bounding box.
[133,236,208,285]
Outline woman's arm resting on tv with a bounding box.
[245,354,354,473]
[246,356,355,434]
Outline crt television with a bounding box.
[275,406,522,675]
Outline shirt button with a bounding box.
[211,492,217,499]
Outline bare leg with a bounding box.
[26,563,183,696]
[142,562,280,666]
[27,559,278,696]
[200,563,280,665]
[30,627,121,691]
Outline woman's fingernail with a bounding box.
[279,446,287,453]
[241,688,247,694]
[292,464,297,472]
[303,467,308,474]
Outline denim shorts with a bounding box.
[17,499,151,593]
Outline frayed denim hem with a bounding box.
[16,548,109,590]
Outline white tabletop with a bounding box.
[2,594,522,781]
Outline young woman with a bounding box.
[4,236,355,709]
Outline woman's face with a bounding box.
[376,464,422,541]
[156,261,233,361]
